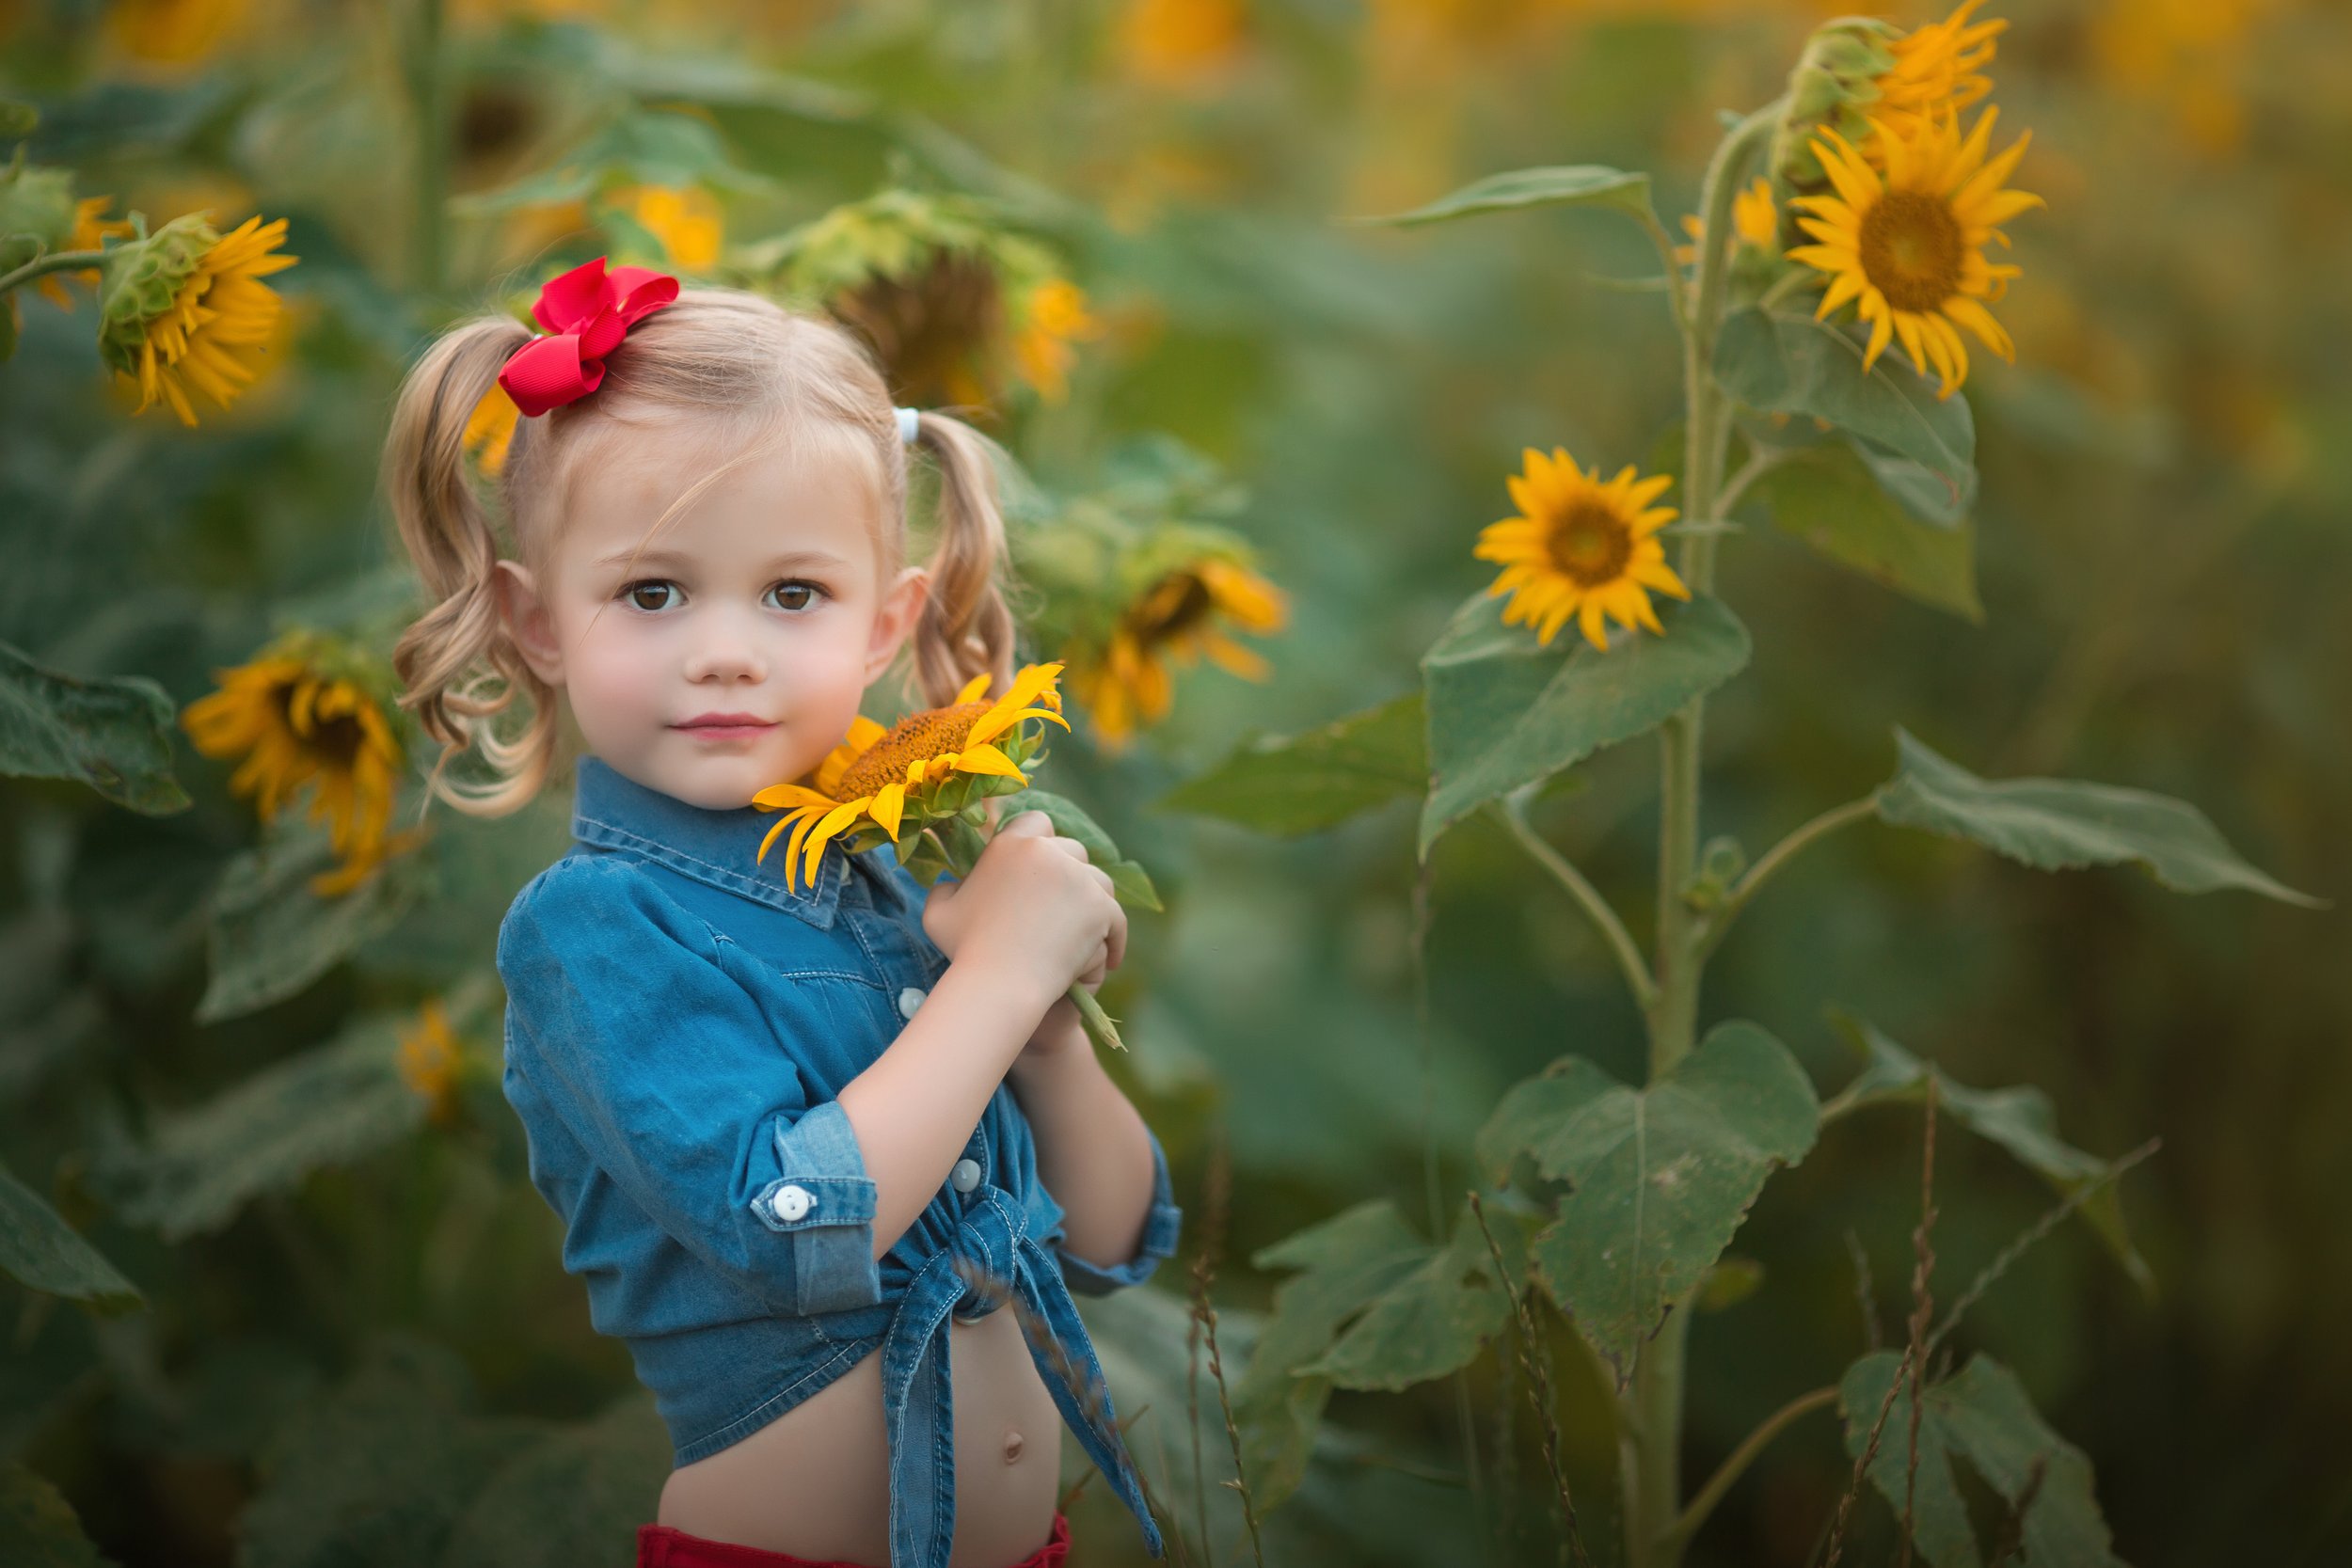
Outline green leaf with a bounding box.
[440,1396,669,1568]
[196,820,428,1024]
[239,1336,546,1568]
[1746,443,1981,621]
[1852,432,1976,527]
[1420,593,1750,858]
[990,787,1163,911]
[1714,308,1976,513]
[0,1463,116,1568]
[1353,166,1654,229]
[1237,1200,1432,1509]
[1876,728,2321,906]
[0,1159,141,1313]
[1299,1196,1541,1392]
[1156,690,1425,837]
[1475,1022,1819,1384]
[448,110,777,216]
[0,639,190,814]
[88,1011,425,1241]
[1821,1011,2152,1292]
[1840,1351,2127,1568]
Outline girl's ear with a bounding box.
[866,564,930,685]
[493,560,565,688]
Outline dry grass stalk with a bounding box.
[1899,1077,1941,1568]
[1467,1188,1593,1568]
[1184,1126,1265,1568]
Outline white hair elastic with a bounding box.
[895,405,920,444]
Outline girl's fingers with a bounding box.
[1104,899,1127,974]
[1002,810,1054,837]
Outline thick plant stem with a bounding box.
[402,0,448,294]
[1626,93,1788,1568]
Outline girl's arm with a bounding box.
[1006,1012,1157,1270]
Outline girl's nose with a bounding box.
[683,628,768,684]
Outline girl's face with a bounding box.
[494,424,928,810]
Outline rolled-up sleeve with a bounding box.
[1055,1122,1184,1295]
[497,857,882,1316]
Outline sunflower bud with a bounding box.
[1769,20,1900,203]
[0,161,81,255]
[92,211,215,375]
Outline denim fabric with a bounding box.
[496,754,1182,1568]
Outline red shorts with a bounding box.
[637,1510,1071,1568]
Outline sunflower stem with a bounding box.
[400,0,449,294]
[1632,204,1693,341]
[1488,790,1657,1013]
[1695,793,1881,963]
[0,247,112,296]
[1630,92,1788,1568]
[1756,265,1818,315]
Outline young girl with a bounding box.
[380,258,1182,1568]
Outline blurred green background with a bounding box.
[3,1,2347,1564]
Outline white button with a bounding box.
[949,1158,981,1194]
[771,1183,814,1222]
[898,986,928,1021]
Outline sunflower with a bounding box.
[1867,0,2005,150]
[1671,176,1779,268]
[1067,557,1287,749]
[98,212,297,426]
[614,183,723,272]
[1120,0,1248,84]
[465,384,520,477]
[182,638,417,895]
[1010,277,1102,404]
[1786,105,2041,402]
[1474,447,1688,653]
[397,997,466,1127]
[751,663,1071,894]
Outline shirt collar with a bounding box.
[568,753,853,928]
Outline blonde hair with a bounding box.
[382,286,1020,818]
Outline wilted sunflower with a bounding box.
[1475,447,1688,653]
[751,663,1071,895]
[1867,0,2005,150]
[1787,104,2041,401]
[97,211,297,426]
[182,638,416,895]
[1067,557,1287,749]
[1671,176,1779,268]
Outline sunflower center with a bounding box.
[271,681,364,767]
[1544,501,1633,589]
[1857,190,1964,313]
[835,701,992,799]
[1129,571,1215,643]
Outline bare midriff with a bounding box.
[657,1307,1063,1568]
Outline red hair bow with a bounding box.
[497,256,679,417]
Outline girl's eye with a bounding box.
[613,578,827,613]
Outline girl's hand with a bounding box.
[922,810,1125,1022]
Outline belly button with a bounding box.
[1001,1427,1025,1465]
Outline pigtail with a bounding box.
[904,410,1019,707]
[382,314,554,818]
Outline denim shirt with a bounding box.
[495,754,1182,1568]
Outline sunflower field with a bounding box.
[5,2,2350,1565]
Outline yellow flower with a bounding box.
[1671,176,1778,268]
[181,640,417,896]
[1010,278,1101,404]
[33,197,138,310]
[1474,447,1688,653]
[751,663,1072,893]
[397,998,465,1127]
[1867,0,2006,151]
[100,213,297,426]
[106,0,245,65]
[465,385,520,477]
[1067,558,1287,749]
[1120,0,1248,84]
[1786,105,2042,401]
[617,183,723,272]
